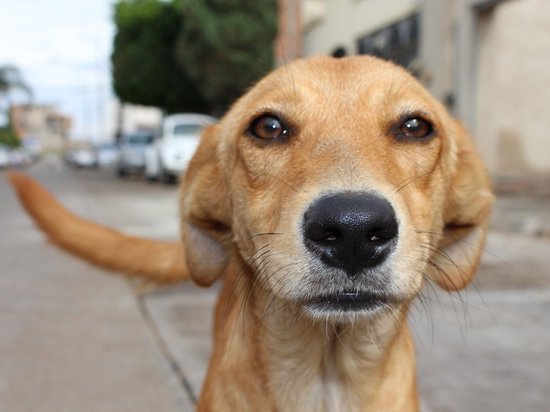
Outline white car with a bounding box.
[71,148,97,168]
[145,113,216,183]
[8,147,33,168]
[117,131,155,176]
[96,142,119,168]
[0,144,10,168]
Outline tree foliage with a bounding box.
[0,126,19,147]
[111,0,208,113]
[111,0,278,115]
[0,65,32,99]
[0,64,32,147]
[177,0,278,112]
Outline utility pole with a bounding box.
[276,0,302,66]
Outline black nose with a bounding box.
[303,192,398,276]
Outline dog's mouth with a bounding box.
[304,291,392,313]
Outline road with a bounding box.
[1,157,549,411]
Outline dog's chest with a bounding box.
[266,330,383,412]
[269,353,371,412]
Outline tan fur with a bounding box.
[7,172,187,283]
[9,56,493,411]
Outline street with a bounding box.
[1,158,549,412]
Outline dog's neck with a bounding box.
[260,296,417,412]
[201,261,418,412]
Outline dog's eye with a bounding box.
[398,117,433,140]
[248,115,288,140]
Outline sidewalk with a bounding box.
[490,194,550,237]
[0,166,193,412]
[490,174,550,237]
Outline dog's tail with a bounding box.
[7,172,188,283]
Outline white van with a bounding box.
[145,113,216,183]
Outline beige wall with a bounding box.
[302,0,419,57]
[103,100,162,141]
[11,105,71,152]
[418,0,455,103]
[297,0,550,177]
[476,0,550,174]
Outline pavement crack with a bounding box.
[136,295,198,405]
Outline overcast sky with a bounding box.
[0,0,115,140]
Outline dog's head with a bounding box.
[179,56,493,322]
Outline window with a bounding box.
[128,133,154,144]
[357,14,419,69]
[173,124,204,136]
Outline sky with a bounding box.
[0,0,115,140]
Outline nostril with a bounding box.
[323,228,340,242]
[366,227,397,244]
[305,225,342,243]
[368,232,385,244]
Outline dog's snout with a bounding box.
[303,192,398,276]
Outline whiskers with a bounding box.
[221,236,305,350]
[249,232,283,240]
[407,229,494,344]
[393,169,435,194]
[392,164,452,194]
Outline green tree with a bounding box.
[0,65,32,147]
[0,127,18,147]
[0,65,32,103]
[177,0,278,113]
[111,0,209,114]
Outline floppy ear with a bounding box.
[427,122,494,291]
[179,125,233,287]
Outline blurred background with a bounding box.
[1,1,549,411]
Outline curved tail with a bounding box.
[7,172,188,283]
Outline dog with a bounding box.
[9,55,493,411]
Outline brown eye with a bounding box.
[398,117,433,139]
[248,115,288,140]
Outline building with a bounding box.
[278,0,550,179]
[10,104,72,152]
[102,99,163,143]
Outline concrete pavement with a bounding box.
[1,158,549,411]
[0,159,193,412]
[415,232,550,411]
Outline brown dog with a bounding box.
[9,56,493,411]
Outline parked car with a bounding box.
[21,137,42,160]
[68,147,97,168]
[117,131,155,177]
[145,114,216,183]
[7,147,33,168]
[0,144,10,168]
[96,142,119,168]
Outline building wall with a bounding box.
[293,0,550,177]
[475,0,550,174]
[103,99,162,142]
[11,104,71,152]
[417,0,455,104]
[302,0,419,57]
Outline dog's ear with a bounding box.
[179,125,232,287]
[427,122,494,291]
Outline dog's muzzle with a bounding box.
[303,192,398,277]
